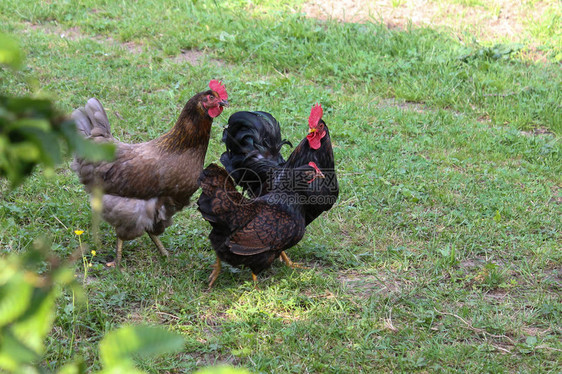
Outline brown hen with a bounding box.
[72,80,228,267]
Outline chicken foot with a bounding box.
[106,237,124,269]
[107,234,169,269]
[279,251,309,269]
[148,233,170,258]
[208,256,222,289]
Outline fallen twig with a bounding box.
[491,344,512,354]
[434,308,516,345]
[536,345,562,353]
[155,311,180,320]
[384,308,398,332]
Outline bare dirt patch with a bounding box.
[337,269,403,298]
[174,49,206,65]
[459,256,487,269]
[302,0,551,42]
[172,49,228,67]
[374,97,427,113]
[23,22,144,54]
[520,126,555,137]
[484,288,510,303]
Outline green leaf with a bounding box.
[9,142,41,162]
[20,126,63,166]
[6,118,51,133]
[0,34,24,69]
[11,287,57,354]
[0,268,33,327]
[0,251,72,372]
[195,366,252,374]
[525,336,537,346]
[97,365,145,374]
[0,329,40,371]
[99,325,185,368]
[57,360,86,374]
[60,122,115,162]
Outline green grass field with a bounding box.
[1,0,561,372]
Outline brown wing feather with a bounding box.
[78,140,206,203]
[227,204,300,256]
[73,92,216,205]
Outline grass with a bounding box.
[1,0,561,372]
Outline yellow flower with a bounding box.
[74,230,84,236]
[91,250,96,256]
[88,263,92,267]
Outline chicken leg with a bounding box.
[116,238,123,267]
[107,234,168,269]
[208,256,222,289]
[280,251,309,269]
[148,233,170,257]
[106,237,124,268]
[252,272,258,288]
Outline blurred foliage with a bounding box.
[0,33,115,188]
[0,242,80,372]
[0,33,188,373]
[99,326,185,373]
[0,33,23,69]
[195,366,252,374]
[0,247,186,373]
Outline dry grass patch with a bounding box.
[302,0,553,41]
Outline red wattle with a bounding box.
[208,106,223,118]
[307,132,321,150]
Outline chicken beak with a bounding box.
[309,128,317,133]
[219,99,229,107]
[307,169,325,184]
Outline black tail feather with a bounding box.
[221,111,291,196]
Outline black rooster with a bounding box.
[197,162,325,287]
[220,104,338,265]
[219,111,291,197]
[221,103,338,223]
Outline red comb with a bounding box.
[209,80,228,100]
[307,161,324,182]
[308,103,323,128]
[308,161,318,170]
